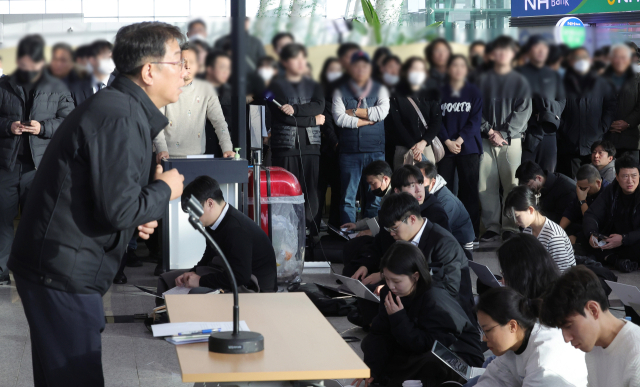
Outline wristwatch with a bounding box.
[352,108,357,116]
[578,200,587,206]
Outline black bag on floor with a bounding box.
[576,255,618,296]
[310,234,346,263]
[288,283,356,316]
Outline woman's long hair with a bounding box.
[379,241,432,296]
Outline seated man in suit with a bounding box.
[156,176,277,303]
[69,40,116,106]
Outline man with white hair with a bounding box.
[603,43,640,163]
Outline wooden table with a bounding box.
[165,293,370,383]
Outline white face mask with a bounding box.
[573,59,590,74]
[0,68,3,77]
[633,63,640,74]
[189,34,207,42]
[408,71,426,86]
[326,71,342,83]
[97,58,115,75]
[258,67,275,83]
[84,62,93,74]
[383,72,399,86]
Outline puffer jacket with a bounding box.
[0,71,74,171]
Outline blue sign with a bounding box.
[512,0,579,17]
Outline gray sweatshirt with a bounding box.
[154,78,233,156]
[478,70,532,141]
[599,159,616,184]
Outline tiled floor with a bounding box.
[1,238,637,387]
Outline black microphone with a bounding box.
[184,195,264,354]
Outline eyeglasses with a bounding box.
[384,216,409,234]
[150,59,185,70]
[481,324,500,339]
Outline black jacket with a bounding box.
[363,285,484,380]
[69,73,116,107]
[191,205,277,292]
[0,71,74,171]
[559,69,617,156]
[420,192,450,232]
[386,83,442,149]
[602,67,640,151]
[517,63,566,152]
[583,181,640,246]
[540,171,576,224]
[8,76,172,295]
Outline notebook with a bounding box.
[431,340,486,381]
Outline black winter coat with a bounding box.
[386,84,442,149]
[583,180,640,246]
[0,71,74,171]
[602,67,640,151]
[559,69,617,156]
[540,171,576,224]
[8,76,172,295]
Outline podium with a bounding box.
[160,157,248,271]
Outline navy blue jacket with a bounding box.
[438,82,483,157]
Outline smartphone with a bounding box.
[593,233,609,241]
[20,120,31,126]
[342,336,361,343]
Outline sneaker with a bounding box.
[0,271,11,285]
[473,237,480,249]
[501,231,516,242]
[614,257,638,273]
[479,231,500,242]
[154,262,166,276]
[113,270,127,284]
[125,247,143,267]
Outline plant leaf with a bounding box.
[351,19,369,35]
[360,0,375,25]
[427,21,443,28]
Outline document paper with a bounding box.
[151,321,250,337]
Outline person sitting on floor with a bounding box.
[515,160,576,224]
[355,242,483,387]
[559,164,609,247]
[465,287,587,387]
[540,266,640,387]
[340,160,393,237]
[156,176,277,302]
[504,185,576,271]
[591,140,616,184]
[416,160,475,250]
[583,155,640,272]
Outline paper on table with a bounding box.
[151,321,251,337]
[186,154,214,159]
[162,286,191,297]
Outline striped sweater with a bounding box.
[523,218,576,271]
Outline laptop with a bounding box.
[605,281,640,315]
[328,225,357,241]
[431,340,486,381]
[317,272,380,303]
[468,261,503,288]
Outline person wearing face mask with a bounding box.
[69,40,116,107]
[557,47,617,179]
[256,56,277,87]
[602,43,640,163]
[424,38,452,90]
[371,46,391,83]
[0,34,74,285]
[187,19,207,43]
[380,55,401,91]
[467,287,588,387]
[386,57,441,170]
[469,40,486,70]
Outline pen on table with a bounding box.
[177,328,221,336]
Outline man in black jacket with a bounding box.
[558,47,617,178]
[584,155,640,271]
[68,40,116,106]
[515,161,576,224]
[157,176,277,299]
[0,34,74,284]
[517,35,566,172]
[8,22,186,386]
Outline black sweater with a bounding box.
[363,286,484,380]
[539,171,576,224]
[386,83,442,149]
[192,205,277,292]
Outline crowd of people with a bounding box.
[1,17,640,387]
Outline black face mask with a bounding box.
[16,69,41,84]
[372,187,386,197]
[471,54,484,69]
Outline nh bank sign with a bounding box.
[512,0,640,17]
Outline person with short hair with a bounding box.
[356,242,483,387]
[214,18,266,73]
[417,160,474,249]
[560,164,609,245]
[424,37,452,90]
[49,42,80,88]
[186,18,207,41]
[477,36,532,243]
[157,176,277,298]
[204,50,232,131]
[540,265,640,387]
[515,160,576,224]
[583,155,640,271]
[504,185,576,271]
[468,40,486,70]
[341,160,393,236]
[256,55,278,86]
[271,32,294,57]
[591,140,617,183]
[469,287,587,387]
[7,22,187,385]
[69,39,116,106]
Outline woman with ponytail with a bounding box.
[467,287,587,387]
[504,185,576,271]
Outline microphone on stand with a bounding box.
[184,195,264,354]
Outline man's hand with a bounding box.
[356,229,372,237]
[137,221,158,240]
[351,266,368,280]
[589,234,602,249]
[384,292,404,315]
[602,234,623,250]
[610,120,629,133]
[280,104,294,116]
[175,272,201,288]
[576,185,589,202]
[356,119,374,127]
[156,151,170,164]
[154,164,184,201]
[352,378,374,387]
[362,272,382,285]
[10,122,23,135]
[341,222,356,231]
[315,114,325,125]
[22,121,41,136]
[489,131,508,147]
[223,151,236,158]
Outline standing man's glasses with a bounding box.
[150,59,185,70]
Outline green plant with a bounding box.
[360,0,382,44]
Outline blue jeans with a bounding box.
[339,152,385,224]
[128,235,137,251]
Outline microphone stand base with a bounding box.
[209,331,264,354]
